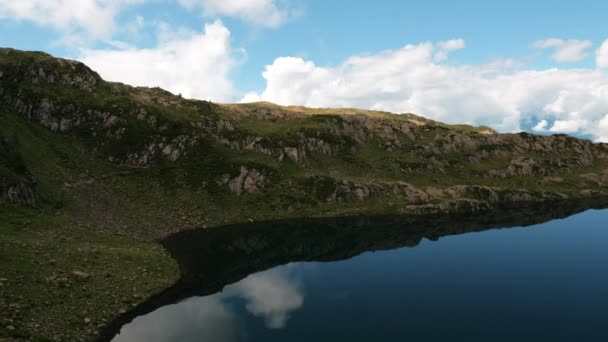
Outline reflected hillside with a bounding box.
[98,199,608,342]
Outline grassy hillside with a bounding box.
[1,47,608,340]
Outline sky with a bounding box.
[1,0,608,142]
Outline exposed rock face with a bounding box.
[217,166,272,195]
[30,59,100,92]
[580,169,608,186]
[429,185,570,206]
[303,176,431,204]
[0,135,40,208]
[122,134,198,166]
[1,181,40,208]
[299,174,586,215]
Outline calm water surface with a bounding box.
[112,208,608,341]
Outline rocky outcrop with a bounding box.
[0,135,40,208]
[303,176,431,204]
[217,166,274,195]
[435,132,480,153]
[579,169,608,186]
[303,176,376,203]
[298,175,602,215]
[4,91,212,167]
[428,184,570,205]
[0,48,100,91]
[31,59,100,92]
[486,154,599,178]
[1,181,40,208]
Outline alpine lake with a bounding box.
[104,200,608,342]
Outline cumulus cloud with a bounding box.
[179,0,291,27]
[79,20,238,102]
[0,0,143,41]
[548,119,587,133]
[534,38,593,62]
[532,119,548,132]
[597,39,608,69]
[434,39,465,62]
[243,39,608,142]
[597,115,608,142]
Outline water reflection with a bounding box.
[227,266,304,329]
[113,296,240,342]
[113,266,305,341]
[102,199,608,342]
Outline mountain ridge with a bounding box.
[1,47,608,238]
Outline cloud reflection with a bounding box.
[226,266,304,329]
[113,265,305,341]
[113,296,241,342]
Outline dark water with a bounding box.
[108,202,608,342]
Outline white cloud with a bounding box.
[600,115,608,129]
[434,39,465,62]
[179,0,290,27]
[127,14,146,36]
[135,15,145,27]
[241,91,263,103]
[534,38,593,62]
[548,119,586,133]
[0,0,143,40]
[597,39,608,69]
[532,119,548,132]
[79,20,238,102]
[597,115,608,142]
[244,39,608,141]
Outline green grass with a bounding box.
[240,117,325,136]
[0,205,179,341]
[0,135,29,182]
[0,112,118,208]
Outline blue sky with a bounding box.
[1,0,608,141]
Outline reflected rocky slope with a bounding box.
[98,199,608,341]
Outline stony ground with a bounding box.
[0,206,179,341]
